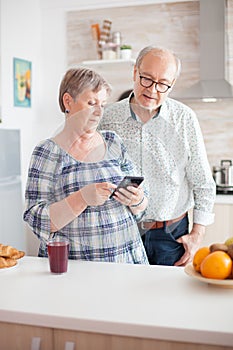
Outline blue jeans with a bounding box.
[142,215,189,266]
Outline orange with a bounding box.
[193,246,210,272]
[200,251,232,280]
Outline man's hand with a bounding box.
[174,224,206,266]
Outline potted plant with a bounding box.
[120,44,132,59]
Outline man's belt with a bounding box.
[139,212,187,230]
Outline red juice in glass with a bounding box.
[47,239,69,274]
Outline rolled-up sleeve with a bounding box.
[185,112,216,225]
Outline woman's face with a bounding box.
[66,87,108,134]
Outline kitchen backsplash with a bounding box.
[184,99,233,168]
[66,1,233,168]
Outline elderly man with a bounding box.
[99,46,216,266]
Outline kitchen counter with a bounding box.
[0,256,233,348]
[216,194,233,204]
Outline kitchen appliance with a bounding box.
[0,129,26,250]
[173,0,233,100]
[213,159,233,195]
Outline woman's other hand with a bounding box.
[80,182,116,206]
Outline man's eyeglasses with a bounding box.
[139,74,172,93]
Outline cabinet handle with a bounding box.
[65,341,75,350]
[31,337,41,350]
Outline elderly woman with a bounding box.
[23,68,148,264]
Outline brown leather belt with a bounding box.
[139,212,187,230]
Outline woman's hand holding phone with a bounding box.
[109,176,144,198]
[111,176,145,207]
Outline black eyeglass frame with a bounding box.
[139,74,172,93]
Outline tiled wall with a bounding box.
[67,0,233,169]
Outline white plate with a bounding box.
[184,264,233,288]
[0,261,18,271]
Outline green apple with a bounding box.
[225,237,233,247]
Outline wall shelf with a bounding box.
[80,59,135,102]
[81,58,135,66]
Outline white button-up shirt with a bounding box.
[100,96,216,226]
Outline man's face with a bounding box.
[133,51,177,112]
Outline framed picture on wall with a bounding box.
[13,57,32,108]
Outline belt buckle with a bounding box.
[141,220,155,230]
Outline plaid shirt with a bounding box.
[23,131,148,264]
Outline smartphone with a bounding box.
[110,176,144,198]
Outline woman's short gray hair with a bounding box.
[59,67,112,113]
[135,46,181,79]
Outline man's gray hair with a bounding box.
[135,46,181,79]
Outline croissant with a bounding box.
[0,245,14,258]
[11,250,25,260]
[0,244,25,260]
[0,257,17,269]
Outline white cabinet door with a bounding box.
[0,176,26,250]
[203,204,233,246]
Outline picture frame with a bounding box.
[13,57,32,108]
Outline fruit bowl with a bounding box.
[184,264,233,288]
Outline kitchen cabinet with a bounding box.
[203,201,233,246]
[0,129,26,251]
[81,59,135,102]
[188,197,233,246]
[53,329,232,350]
[0,322,53,350]
[1,323,231,350]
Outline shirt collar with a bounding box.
[129,92,161,121]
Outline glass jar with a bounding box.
[101,42,118,60]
